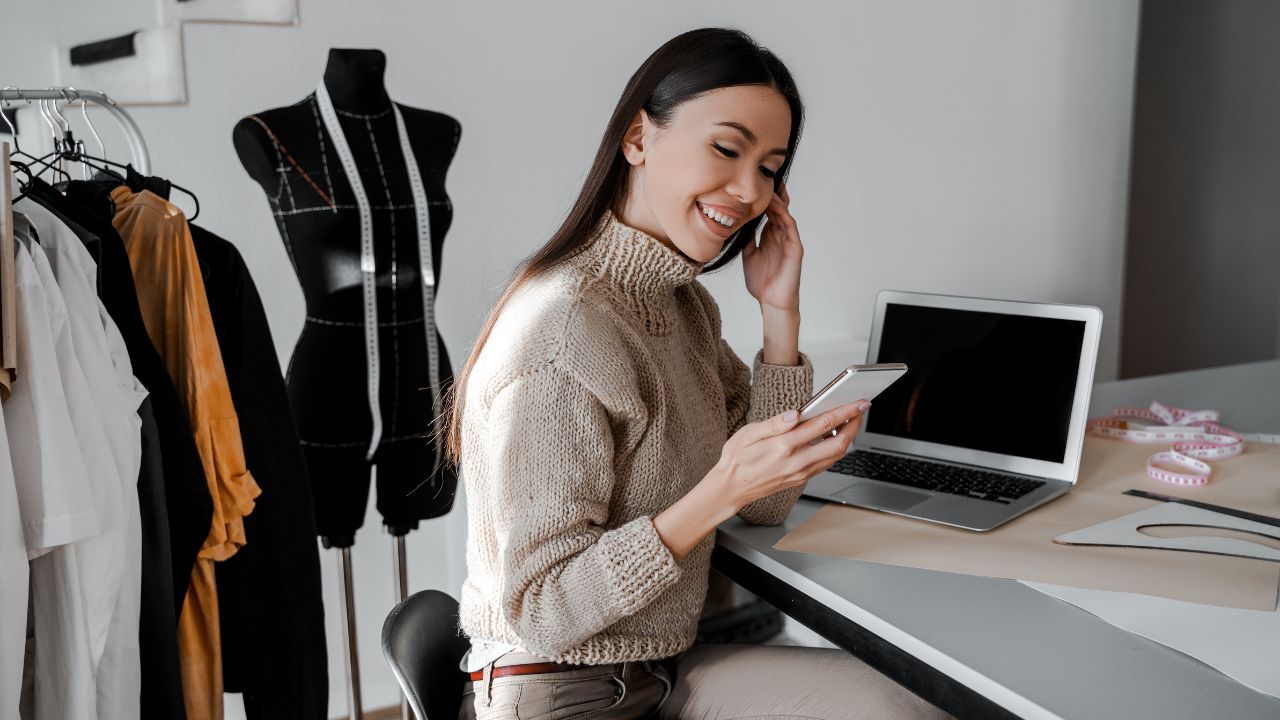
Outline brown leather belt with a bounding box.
[468,661,587,682]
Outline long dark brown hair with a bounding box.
[439,27,805,465]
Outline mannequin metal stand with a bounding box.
[337,548,363,720]
[391,528,410,720]
[333,525,414,720]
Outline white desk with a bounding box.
[713,359,1280,719]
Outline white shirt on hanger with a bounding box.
[0,402,28,720]
[18,199,146,720]
[6,228,99,720]
[4,214,99,554]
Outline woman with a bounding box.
[441,27,949,720]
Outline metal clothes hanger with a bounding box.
[1,87,39,164]
[3,88,42,202]
[59,88,201,221]
[55,88,126,186]
[19,89,201,221]
[68,150,202,223]
[26,95,74,183]
[73,88,106,181]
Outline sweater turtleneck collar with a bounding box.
[573,208,705,336]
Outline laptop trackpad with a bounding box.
[832,482,931,511]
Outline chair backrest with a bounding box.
[381,589,472,720]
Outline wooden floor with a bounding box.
[335,705,403,720]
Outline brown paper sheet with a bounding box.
[775,438,1280,610]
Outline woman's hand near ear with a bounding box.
[742,180,803,312]
[743,181,803,365]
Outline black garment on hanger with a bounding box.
[23,178,203,720]
[191,225,328,718]
[123,164,172,199]
[136,397,186,720]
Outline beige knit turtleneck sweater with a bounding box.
[458,209,814,664]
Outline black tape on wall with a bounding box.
[69,31,139,66]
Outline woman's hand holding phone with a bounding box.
[652,401,866,562]
[711,402,867,509]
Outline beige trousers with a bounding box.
[459,645,952,720]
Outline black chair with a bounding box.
[382,589,472,720]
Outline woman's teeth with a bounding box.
[699,203,736,228]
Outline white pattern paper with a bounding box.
[1023,580,1280,700]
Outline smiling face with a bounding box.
[617,85,792,263]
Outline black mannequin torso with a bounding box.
[233,49,460,548]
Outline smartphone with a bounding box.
[798,362,908,422]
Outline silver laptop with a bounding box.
[802,290,1103,531]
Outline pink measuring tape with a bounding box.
[1086,402,1278,487]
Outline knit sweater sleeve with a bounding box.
[719,342,815,525]
[486,365,683,658]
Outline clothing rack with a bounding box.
[1,88,150,174]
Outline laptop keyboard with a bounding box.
[828,450,1046,504]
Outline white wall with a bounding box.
[1,1,1140,716]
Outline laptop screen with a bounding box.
[866,303,1086,463]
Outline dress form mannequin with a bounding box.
[233,49,459,548]
[233,48,460,720]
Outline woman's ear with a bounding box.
[620,109,649,166]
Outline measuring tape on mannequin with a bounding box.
[315,83,441,467]
[1086,402,1280,487]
